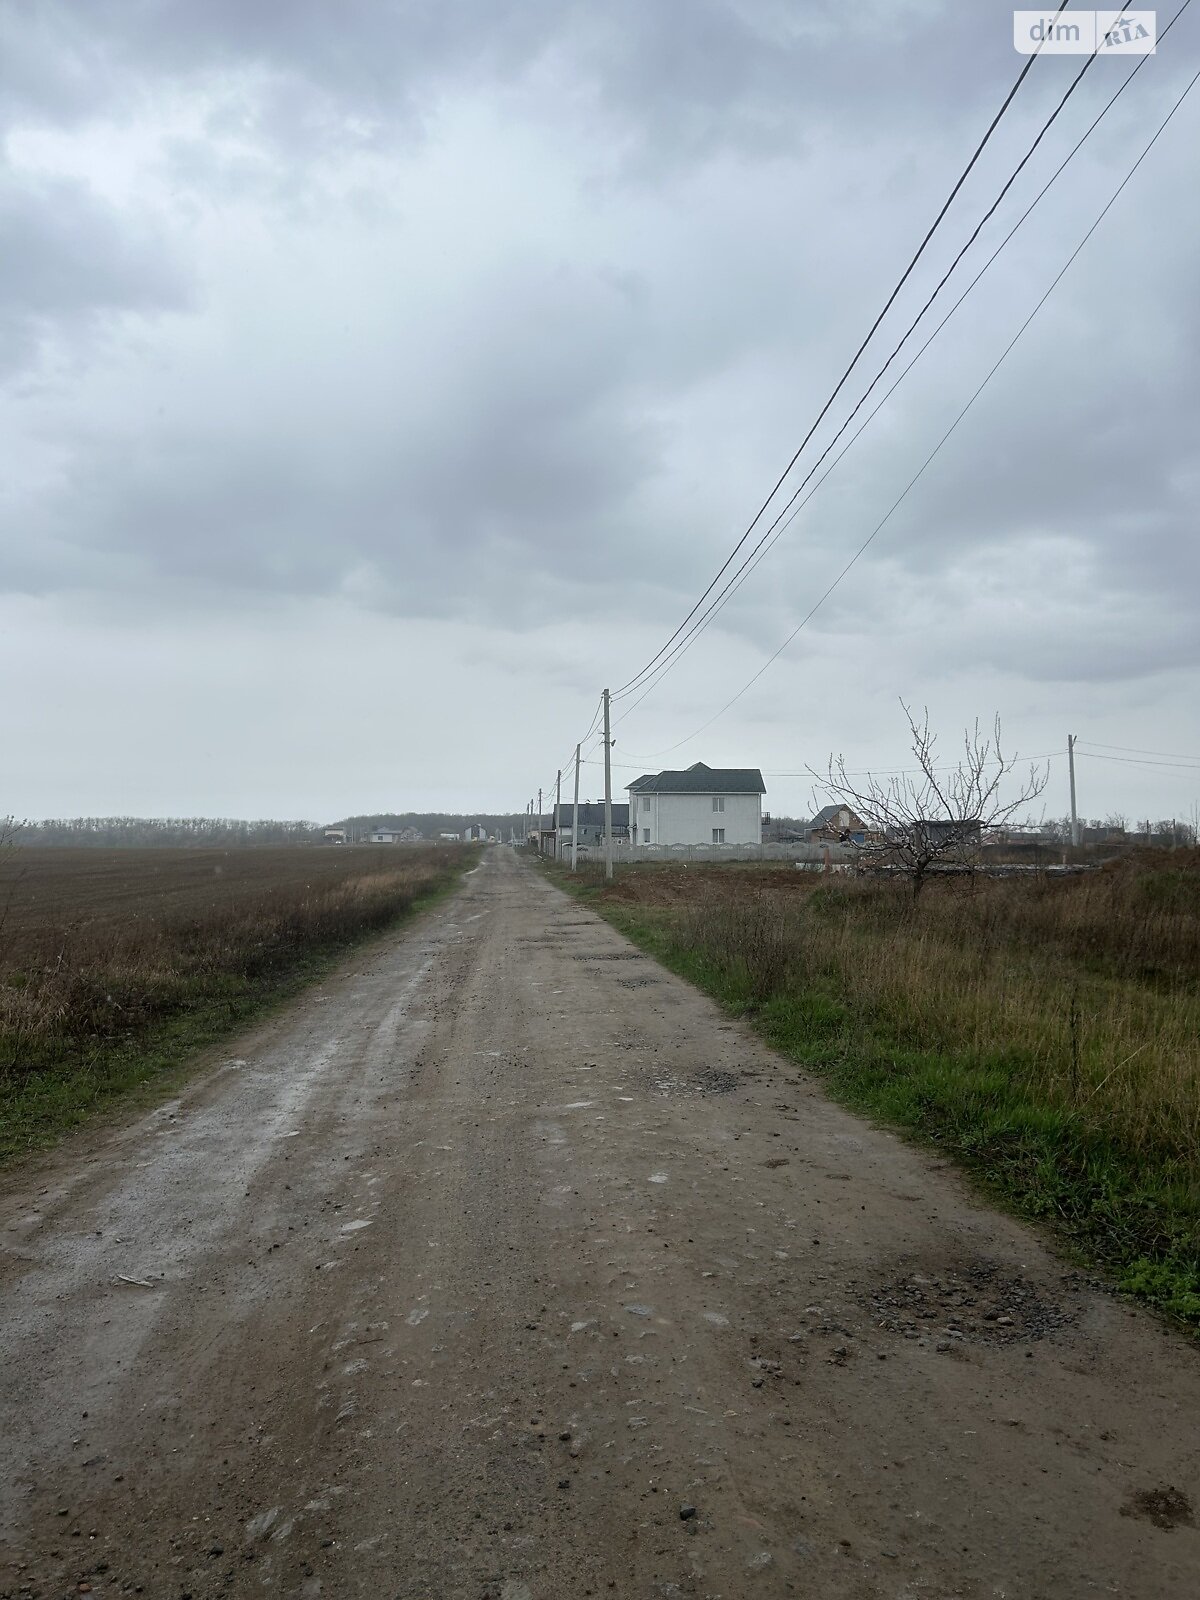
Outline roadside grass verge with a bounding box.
[0,846,474,1165]
[543,854,1200,1329]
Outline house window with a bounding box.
[640,796,650,812]
[712,828,725,844]
[712,796,725,812]
[642,829,649,844]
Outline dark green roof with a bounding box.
[627,762,765,796]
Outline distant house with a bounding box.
[907,818,982,851]
[806,805,868,845]
[323,827,347,845]
[627,762,766,847]
[462,823,487,842]
[370,828,405,843]
[1080,824,1127,845]
[552,801,630,849]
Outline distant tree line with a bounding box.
[16,817,325,847]
[1039,816,1197,846]
[13,813,533,847]
[338,813,529,840]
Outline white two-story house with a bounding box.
[627,762,766,847]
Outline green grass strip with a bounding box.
[546,862,1200,1331]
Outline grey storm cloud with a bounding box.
[1,0,1198,820]
[0,0,994,154]
[0,165,191,372]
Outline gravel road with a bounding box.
[2,846,1199,1599]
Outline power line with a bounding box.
[617,59,1200,759]
[1076,750,1200,772]
[585,751,1061,779]
[612,1,1194,720]
[1079,739,1200,762]
[611,5,1070,702]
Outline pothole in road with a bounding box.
[650,1067,742,1098]
[865,1260,1076,1347]
[695,1067,741,1095]
[571,952,646,961]
[1121,1486,1194,1530]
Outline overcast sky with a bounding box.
[3,0,1198,825]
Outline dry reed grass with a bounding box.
[0,845,464,1083]
[672,858,1200,1164]
[557,851,1200,1317]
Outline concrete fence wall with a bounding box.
[561,841,857,866]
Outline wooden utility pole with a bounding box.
[603,688,613,881]
[571,743,581,872]
[1068,734,1080,848]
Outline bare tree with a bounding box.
[816,704,1049,897]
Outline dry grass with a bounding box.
[672,860,1200,1163]
[0,844,470,1155]
[560,853,1200,1321]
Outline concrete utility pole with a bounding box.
[555,769,562,861]
[538,787,543,848]
[1068,734,1080,848]
[603,687,613,881]
[579,739,588,876]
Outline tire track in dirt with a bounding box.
[1,847,1198,1598]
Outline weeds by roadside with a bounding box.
[546,854,1200,1328]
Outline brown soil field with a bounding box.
[0,843,472,1160]
[1,844,455,934]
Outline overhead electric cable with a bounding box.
[611,4,1072,701]
[621,63,1200,757]
[1079,739,1200,761]
[613,0,1195,717]
[583,752,1061,778]
[1076,751,1200,771]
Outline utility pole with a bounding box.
[603,687,613,881]
[537,786,542,853]
[579,739,588,870]
[1067,734,1080,848]
[555,769,562,861]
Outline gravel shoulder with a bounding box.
[2,846,1198,1598]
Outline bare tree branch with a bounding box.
[810,704,1049,896]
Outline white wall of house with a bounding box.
[627,789,762,847]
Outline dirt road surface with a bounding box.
[3,847,1199,1599]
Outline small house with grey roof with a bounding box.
[627,762,766,847]
[553,801,630,848]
